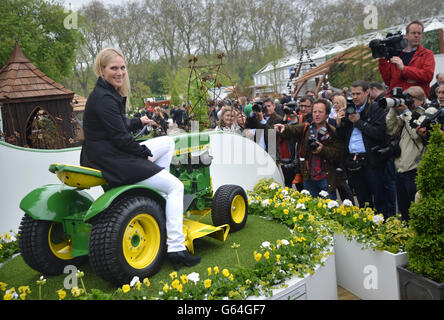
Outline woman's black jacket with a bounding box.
[80,77,162,188]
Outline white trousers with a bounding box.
[137,136,186,253]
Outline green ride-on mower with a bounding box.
[17,132,248,286]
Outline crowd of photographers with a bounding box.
[207,20,443,221]
[131,20,443,221]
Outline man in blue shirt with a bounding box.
[337,80,391,217]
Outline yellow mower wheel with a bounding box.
[211,185,248,232]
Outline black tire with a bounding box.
[211,185,248,232]
[88,196,166,286]
[18,215,87,275]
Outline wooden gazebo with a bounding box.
[0,42,76,149]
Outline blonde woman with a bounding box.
[331,94,347,128]
[80,48,200,270]
[153,106,168,134]
[215,108,242,134]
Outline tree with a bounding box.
[0,0,82,82]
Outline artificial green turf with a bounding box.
[0,215,290,300]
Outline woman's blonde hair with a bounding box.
[154,106,164,119]
[93,48,131,98]
[217,108,234,128]
[333,95,346,109]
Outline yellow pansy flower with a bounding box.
[71,286,83,297]
[163,283,170,293]
[222,269,230,277]
[254,252,262,262]
[122,284,131,293]
[283,209,289,215]
[171,279,180,289]
[207,267,212,276]
[57,289,66,300]
[213,266,220,274]
[204,279,212,288]
[180,275,189,284]
[143,278,151,287]
[264,251,270,260]
[169,271,178,279]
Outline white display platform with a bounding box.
[248,251,337,300]
[0,132,283,234]
[334,233,407,300]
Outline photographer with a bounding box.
[378,21,435,97]
[415,82,444,142]
[246,97,283,161]
[299,95,314,123]
[280,101,303,189]
[369,81,397,215]
[336,80,390,217]
[275,99,346,199]
[385,86,426,221]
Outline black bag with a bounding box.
[345,153,368,171]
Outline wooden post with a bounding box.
[439,28,444,54]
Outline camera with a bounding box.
[284,101,300,115]
[280,158,300,170]
[252,100,266,113]
[371,136,401,159]
[410,107,444,133]
[409,106,426,129]
[369,31,408,60]
[345,97,357,116]
[308,127,327,152]
[379,87,415,109]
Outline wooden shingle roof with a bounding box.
[0,42,74,103]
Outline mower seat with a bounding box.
[49,163,107,189]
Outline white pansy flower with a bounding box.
[301,189,310,196]
[130,276,140,287]
[187,272,200,284]
[372,214,384,225]
[281,189,288,195]
[319,190,329,198]
[269,183,278,190]
[327,201,339,209]
[261,241,271,249]
[281,239,289,246]
[343,199,353,207]
[296,203,306,210]
[262,199,271,206]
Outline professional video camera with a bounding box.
[410,106,444,132]
[308,127,327,152]
[284,101,300,115]
[345,97,357,116]
[369,31,408,60]
[379,87,415,109]
[252,99,266,113]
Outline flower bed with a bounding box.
[1,178,411,300]
[0,231,19,265]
